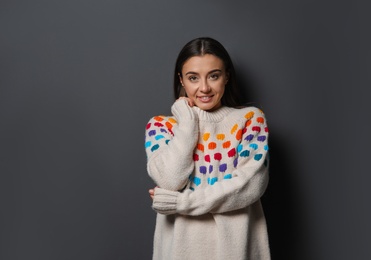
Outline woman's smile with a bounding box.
[198,95,214,102]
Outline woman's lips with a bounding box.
[198,95,214,102]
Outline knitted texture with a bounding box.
[145,99,271,260]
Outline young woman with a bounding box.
[145,37,270,259]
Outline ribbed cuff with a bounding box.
[152,188,179,215]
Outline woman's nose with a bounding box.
[200,79,211,92]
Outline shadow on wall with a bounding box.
[236,70,308,260]
[262,135,301,260]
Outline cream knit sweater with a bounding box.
[145,99,270,260]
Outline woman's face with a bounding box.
[180,54,228,112]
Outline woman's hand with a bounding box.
[149,187,156,200]
[177,97,195,107]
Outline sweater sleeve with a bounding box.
[152,108,269,215]
[145,99,199,191]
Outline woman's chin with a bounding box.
[196,102,221,112]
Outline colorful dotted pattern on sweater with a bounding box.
[145,109,269,189]
[145,116,176,153]
[188,111,268,188]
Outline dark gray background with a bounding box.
[1,0,370,259]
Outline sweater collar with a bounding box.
[192,106,235,122]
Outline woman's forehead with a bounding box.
[182,54,225,73]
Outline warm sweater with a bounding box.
[145,99,270,260]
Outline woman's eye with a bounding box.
[209,74,219,80]
[188,76,198,81]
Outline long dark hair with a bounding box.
[173,37,241,107]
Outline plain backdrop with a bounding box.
[1,0,370,259]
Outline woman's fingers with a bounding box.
[149,186,159,200]
[149,188,155,200]
[177,97,194,107]
[187,98,195,107]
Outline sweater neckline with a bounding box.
[192,106,235,122]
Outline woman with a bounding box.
[145,37,270,259]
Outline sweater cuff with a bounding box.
[171,99,198,123]
[152,188,179,215]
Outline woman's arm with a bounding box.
[145,99,199,191]
[152,108,269,215]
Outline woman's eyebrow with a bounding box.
[185,71,199,75]
[185,69,222,76]
[208,69,222,74]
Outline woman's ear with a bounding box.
[178,73,184,86]
[225,71,230,85]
